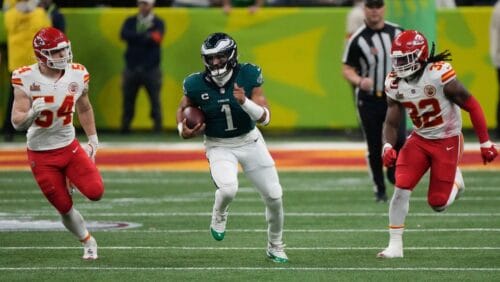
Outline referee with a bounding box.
[342,0,406,202]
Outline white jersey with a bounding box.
[385,61,461,139]
[12,63,90,151]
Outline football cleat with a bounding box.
[376,246,403,259]
[82,236,98,260]
[210,208,227,241]
[266,242,288,263]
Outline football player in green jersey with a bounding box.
[176,32,288,263]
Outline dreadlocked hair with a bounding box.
[426,41,452,63]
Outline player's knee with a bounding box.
[428,194,448,212]
[56,201,73,214]
[264,196,282,210]
[85,180,104,201]
[217,181,238,200]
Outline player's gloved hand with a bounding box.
[382,143,397,167]
[31,98,49,116]
[480,141,498,164]
[84,135,98,162]
[177,119,205,139]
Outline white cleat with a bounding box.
[266,242,289,263]
[82,236,98,260]
[376,246,403,258]
[210,208,228,241]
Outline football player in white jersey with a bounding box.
[377,30,498,258]
[10,27,104,260]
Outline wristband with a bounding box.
[177,122,183,138]
[383,143,393,151]
[240,98,265,121]
[480,141,493,148]
[261,107,270,126]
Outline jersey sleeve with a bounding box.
[182,72,202,100]
[342,37,361,68]
[240,63,263,88]
[384,71,399,100]
[11,66,33,94]
[427,61,456,86]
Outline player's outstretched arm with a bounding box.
[445,79,498,164]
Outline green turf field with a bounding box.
[0,170,499,281]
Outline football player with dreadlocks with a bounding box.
[176,32,288,263]
[377,30,498,258]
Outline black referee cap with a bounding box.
[364,0,384,8]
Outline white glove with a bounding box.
[84,135,98,162]
[31,98,48,115]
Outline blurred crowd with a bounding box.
[19,0,497,8]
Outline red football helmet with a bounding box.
[390,30,429,78]
[33,27,73,70]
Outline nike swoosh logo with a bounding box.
[72,147,79,153]
[446,146,454,151]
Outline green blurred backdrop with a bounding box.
[0,1,497,131]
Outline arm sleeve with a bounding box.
[461,96,490,143]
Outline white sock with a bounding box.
[388,228,404,249]
[213,189,233,214]
[389,188,411,227]
[61,207,89,241]
[265,197,284,244]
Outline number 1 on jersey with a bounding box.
[221,104,237,131]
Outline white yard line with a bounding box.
[2,212,499,217]
[2,246,500,250]
[96,228,500,233]
[0,266,499,272]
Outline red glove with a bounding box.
[150,31,162,44]
[480,141,498,164]
[382,143,397,167]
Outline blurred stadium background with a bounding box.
[0,0,498,134]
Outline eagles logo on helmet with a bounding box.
[201,32,238,84]
[33,27,73,70]
[390,30,429,78]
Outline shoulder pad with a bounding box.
[183,72,205,93]
[425,61,456,85]
[239,63,263,85]
[12,66,33,77]
[384,71,399,92]
[70,63,87,72]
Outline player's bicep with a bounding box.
[76,91,92,114]
[385,98,403,127]
[443,79,470,107]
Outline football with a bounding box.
[182,106,205,129]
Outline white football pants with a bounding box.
[206,136,284,244]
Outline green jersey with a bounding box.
[183,63,264,138]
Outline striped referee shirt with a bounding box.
[342,21,403,99]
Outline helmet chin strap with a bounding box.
[211,69,233,87]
